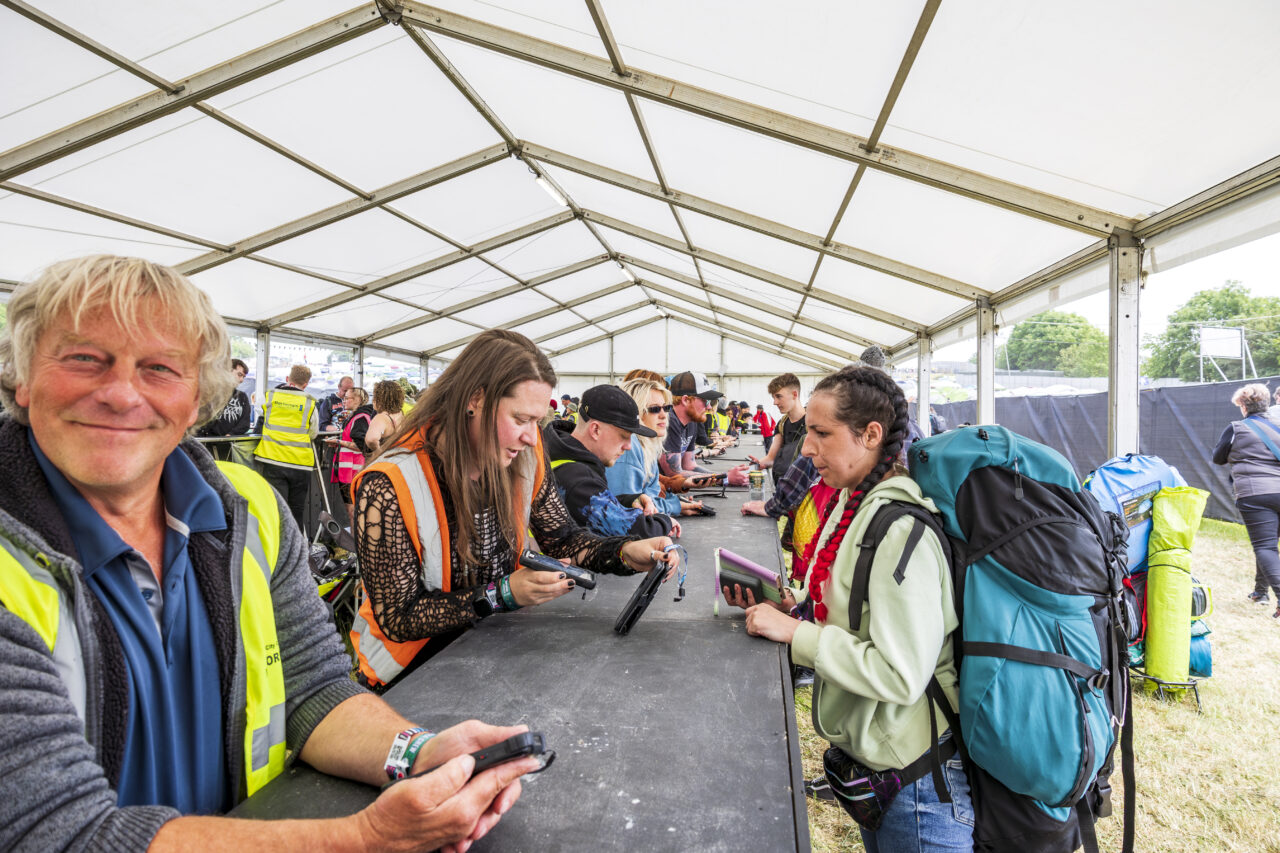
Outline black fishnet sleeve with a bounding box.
[354,471,476,640]
[529,462,638,575]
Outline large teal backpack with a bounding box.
[902,425,1135,853]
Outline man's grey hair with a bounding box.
[1232,383,1272,415]
[0,255,234,428]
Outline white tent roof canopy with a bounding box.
[2,0,1279,375]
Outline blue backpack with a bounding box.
[901,426,1135,853]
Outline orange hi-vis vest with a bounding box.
[348,430,545,687]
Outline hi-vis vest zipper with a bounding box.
[349,432,545,687]
[255,388,316,468]
[0,461,287,801]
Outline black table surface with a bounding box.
[232,440,808,852]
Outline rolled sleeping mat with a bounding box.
[1144,487,1209,692]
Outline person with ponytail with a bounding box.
[728,365,972,851]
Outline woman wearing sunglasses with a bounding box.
[607,377,707,522]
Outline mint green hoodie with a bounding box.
[791,475,960,772]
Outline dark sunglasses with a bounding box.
[644,404,675,414]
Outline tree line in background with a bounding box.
[985,281,1279,381]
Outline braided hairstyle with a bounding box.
[804,366,911,622]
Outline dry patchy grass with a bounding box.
[798,518,1280,852]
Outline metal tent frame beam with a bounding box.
[582,211,924,333]
[655,301,842,371]
[369,255,612,344]
[622,257,874,350]
[399,2,1132,237]
[547,315,664,357]
[263,211,575,327]
[517,143,985,302]
[419,283,646,354]
[652,309,840,374]
[0,5,387,180]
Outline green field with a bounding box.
[798,518,1280,853]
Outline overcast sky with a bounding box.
[934,229,1280,363]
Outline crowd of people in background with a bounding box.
[17,253,1280,853]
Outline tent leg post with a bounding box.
[976,298,996,425]
[1108,230,1141,457]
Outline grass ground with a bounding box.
[796,518,1280,852]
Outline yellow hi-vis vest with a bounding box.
[255,388,316,468]
[0,460,287,801]
[713,412,729,434]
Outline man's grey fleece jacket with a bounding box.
[0,417,368,851]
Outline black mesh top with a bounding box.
[355,446,636,640]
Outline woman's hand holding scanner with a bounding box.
[621,537,681,580]
[744,603,801,644]
[507,566,574,606]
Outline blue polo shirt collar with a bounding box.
[28,431,227,575]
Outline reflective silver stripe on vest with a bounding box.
[258,435,313,449]
[240,513,284,770]
[351,604,407,682]
[243,515,273,582]
[0,539,86,724]
[381,450,446,591]
[251,702,286,771]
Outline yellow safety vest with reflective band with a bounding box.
[0,460,287,801]
[713,412,729,434]
[255,388,316,468]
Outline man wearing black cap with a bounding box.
[543,385,676,538]
[660,371,749,485]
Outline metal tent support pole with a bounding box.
[916,334,933,437]
[1108,230,1141,457]
[976,298,996,425]
[255,328,270,425]
[354,343,365,389]
[420,356,430,388]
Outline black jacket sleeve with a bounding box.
[1211,424,1234,465]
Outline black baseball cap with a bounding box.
[669,371,723,402]
[579,385,657,437]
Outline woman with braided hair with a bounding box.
[729,365,972,851]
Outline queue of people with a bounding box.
[0,254,1024,853]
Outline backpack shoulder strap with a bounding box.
[1243,417,1280,463]
[847,501,948,632]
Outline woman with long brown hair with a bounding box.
[350,330,680,689]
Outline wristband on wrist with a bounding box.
[498,575,520,610]
[385,726,428,781]
[401,730,436,772]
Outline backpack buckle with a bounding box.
[1088,669,1110,692]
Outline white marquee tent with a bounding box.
[3,0,1280,455]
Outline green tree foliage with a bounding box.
[229,336,255,361]
[1143,281,1280,381]
[1003,311,1108,373]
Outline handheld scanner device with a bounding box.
[520,548,597,590]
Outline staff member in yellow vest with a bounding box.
[0,256,539,851]
[351,329,681,690]
[254,363,319,537]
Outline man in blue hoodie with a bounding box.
[544,384,675,538]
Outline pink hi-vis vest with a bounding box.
[334,413,370,485]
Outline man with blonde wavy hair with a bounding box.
[0,255,536,851]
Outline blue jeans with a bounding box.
[1237,492,1280,598]
[860,757,975,853]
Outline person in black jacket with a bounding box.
[196,358,251,460]
[543,384,676,538]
